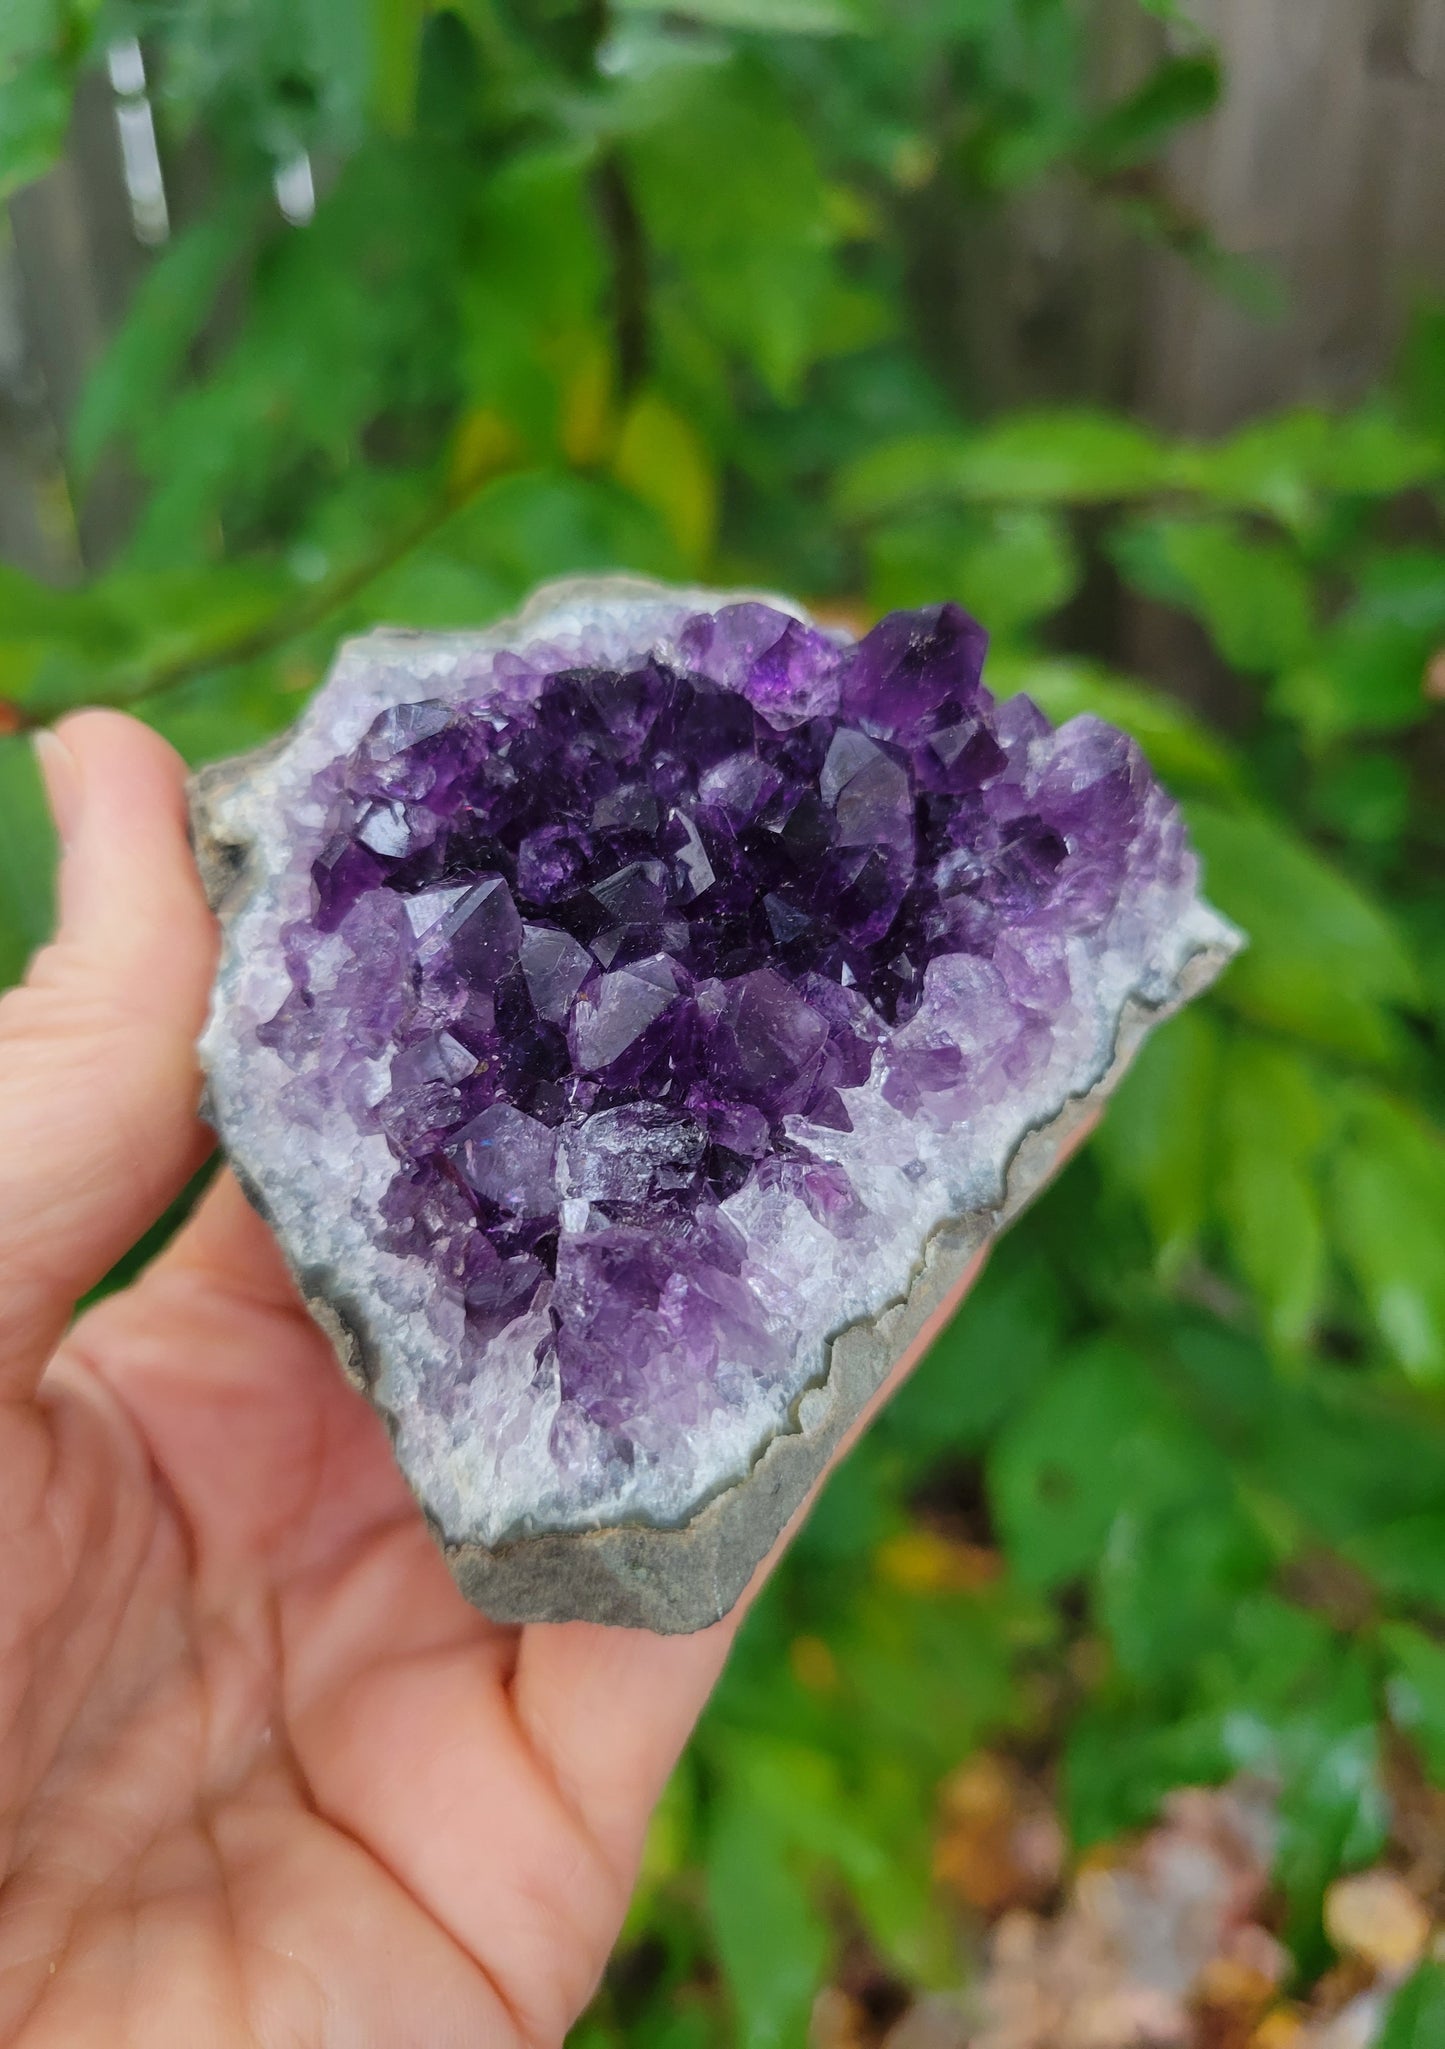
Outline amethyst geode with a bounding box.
[192,577,1239,1630]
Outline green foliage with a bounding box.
[1382,1962,1445,2048]
[837,411,1172,516]
[1079,52,1221,174]
[1332,1093,1445,1384]
[0,734,56,987]
[0,0,91,199]
[705,1781,831,2049]
[2,2,1445,2039]
[1112,513,1317,674]
[1216,1032,1329,1353]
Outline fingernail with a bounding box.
[33,729,82,847]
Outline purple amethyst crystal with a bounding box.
[192,577,1239,1631]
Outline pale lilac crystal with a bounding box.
[204,586,1233,1548]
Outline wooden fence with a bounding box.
[1144,0,1445,432]
[2,3,1443,583]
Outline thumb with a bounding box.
[0,710,216,1400]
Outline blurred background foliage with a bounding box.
[2,1,1445,2043]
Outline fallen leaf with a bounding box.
[791,1634,841,1693]
[879,1529,1002,1594]
[811,1985,872,2049]
[1250,2013,1308,2048]
[934,1754,1065,1916]
[1195,1951,1284,2017]
[1323,1869,1430,1975]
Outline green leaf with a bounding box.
[1180,406,1444,526]
[841,1585,1025,1774]
[1345,1517,1445,1611]
[1310,751,1411,848]
[625,57,834,399]
[362,548,511,632]
[713,1734,951,1985]
[1221,1603,1386,1945]
[1381,1964,1445,2049]
[988,655,1240,793]
[104,565,297,671]
[371,0,426,134]
[1216,1033,1330,1351]
[615,0,874,30]
[1098,1487,1269,1689]
[1332,1092,1445,1384]
[705,1790,830,2049]
[789,1443,894,1567]
[0,52,70,199]
[458,145,608,449]
[1400,305,1445,443]
[1383,1624,1445,1783]
[885,1250,1064,1457]
[1112,515,1315,674]
[115,139,475,563]
[437,467,681,593]
[836,412,1169,518]
[133,657,314,767]
[613,390,718,569]
[866,508,1079,634]
[1276,547,1445,745]
[990,1341,1187,1592]
[0,732,57,989]
[73,206,251,481]
[1065,1697,1232,1850]
[0,0,59,71]
[1093,1005,1220,1277]
[1082,54,1221,175]
[0,563,129,654]
[1242,1371,1445,1554]
[1073,1598,1387,1940]
[1186,802,1423,1064]
[8,563,300,725]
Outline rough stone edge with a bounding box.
[185,582,1240,1635]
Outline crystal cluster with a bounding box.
[194,579,1238,1595]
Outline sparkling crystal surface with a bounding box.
[198,580,1237,1546]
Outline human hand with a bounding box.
[0,712,986,2049]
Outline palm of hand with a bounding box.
[0,716,744,2049]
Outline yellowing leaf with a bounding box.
[877,1529,1000,1595]
[613,390,717,568]
[448,408,527,494]
[559,337,616,469]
